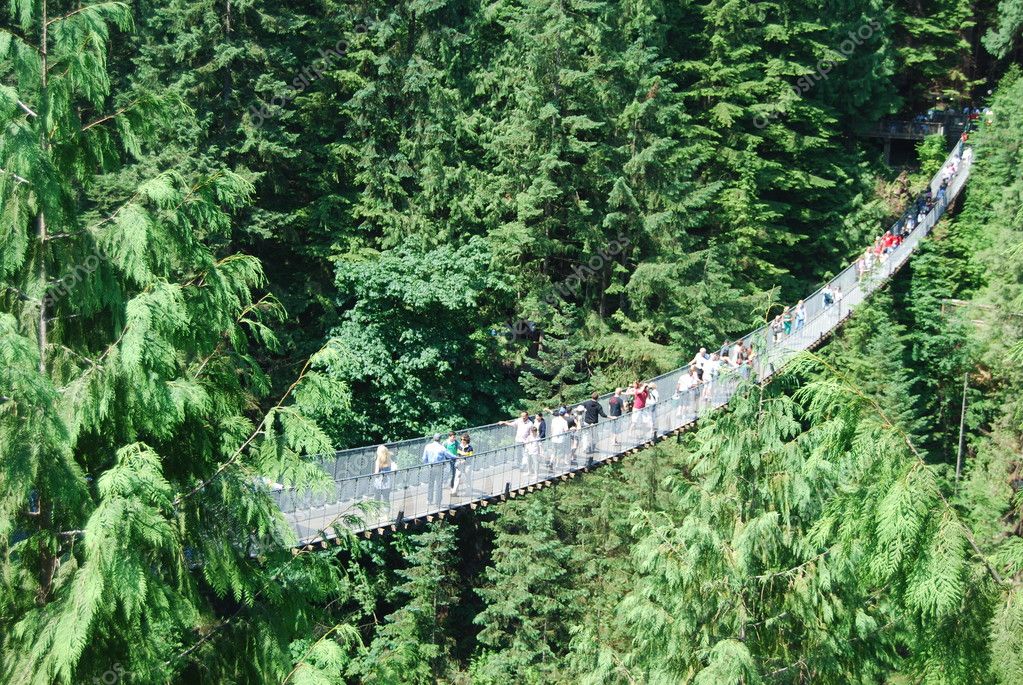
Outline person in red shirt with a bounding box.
[630,381,649,437]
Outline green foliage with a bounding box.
[472,494,579,684]
[352,523,459,684]
[917,133,949,179]
[0,2,355,682]
[325,238,518,443]
[983,0,1023,59]
[0,0,1015,682]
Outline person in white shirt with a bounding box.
[523,426,541,477]
[689,347,709,381]
[550,409,569,466]
[500,410,534,443]
[703,354,722,402]
[675,366,700,418]
[729,341,743,366]
[499,410,535,473]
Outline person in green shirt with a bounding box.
[444,431,458,486]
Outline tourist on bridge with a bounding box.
[524,425,542,477]
[794,300,806,332]
[422,434,450,507]
[646,383,659,437]
[571,405,585,461]
[729,340,744,366]
[373,445,397,505]
[534,411,548,440]
[822,284,835,309]
[702,354,722,403]
[676,365,699,394]
[608,387,625,446]
[550,408,569,467]
[499,410,535,468]
[629,381,650,436]
[444,431,459,486]
[581,392,607,454]
[689,348,709,380]
[452,433,474,497]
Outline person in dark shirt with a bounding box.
[534,411,548,440]
[608,388,625,446]
[581,393,607,454]
[452,433,474,496]
[582,393,607,425]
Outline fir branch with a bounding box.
[81,99,140,132]
[172,349,319,506]
[802,350,1009,587]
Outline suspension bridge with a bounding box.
[270,140,973,548]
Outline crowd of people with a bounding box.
[362,141,971,510]
[857,143,967,284]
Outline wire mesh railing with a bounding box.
[271,140,972,544]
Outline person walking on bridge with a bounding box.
[581,392,607,454]
[444,431,458,487]
[630,381,649,438]
[608,388,625,446]
[452,433,474,497]
[500,411,534,470]
[422,434,450,507]
[524,425,542,478]
[550,409,569,467]
[373,445,397,506]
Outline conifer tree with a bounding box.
[0,2,348,682]
[473,493,579,684]
[354,523,459,684]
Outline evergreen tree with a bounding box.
[0,2,349,682]
[353,523,459,684]
[473,493,579,684]
[518,304,590,407]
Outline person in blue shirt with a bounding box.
[422,434,450,506]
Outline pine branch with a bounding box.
[81,99,140,132]
[172,348,320,506]
[803,350,1008,587]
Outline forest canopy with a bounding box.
[1,0,1022,683]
